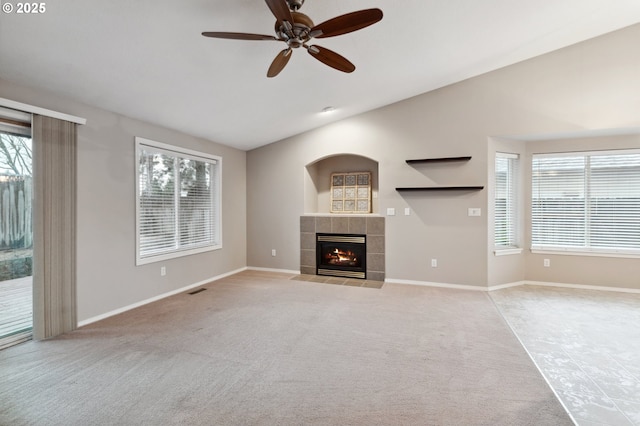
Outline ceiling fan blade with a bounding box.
[267,48,292,78]
[306,45,355,73]
[202,32,278,41]
[312,9,383,39]
[264,0,294,26]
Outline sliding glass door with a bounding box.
[0,110,33,349]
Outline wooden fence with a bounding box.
[0,176,32,250]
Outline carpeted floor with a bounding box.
[0,270,572,425]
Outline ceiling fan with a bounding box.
[202,0,383,77]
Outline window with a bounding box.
[495,152,520,250]
[531,150,640,255]
[135,137,221,265]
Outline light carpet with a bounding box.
[0,270,572,425]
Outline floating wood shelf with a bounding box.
[396,186,484,192]
[400,156,479,191]
[405,156,472,164]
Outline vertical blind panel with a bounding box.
[32,115,77,340]
[532,152,640,252]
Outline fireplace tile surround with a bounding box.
[300,215,385,282]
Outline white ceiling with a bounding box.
[1,0,640,150]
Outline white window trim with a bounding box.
[531,248,640,259]
[494,248,523,256]
[135,137,222,265]
[494,151,520,250]
[0,106,31,137]
[496,152,519,160]
[532,148,640,158]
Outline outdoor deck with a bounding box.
[0,276,32,349]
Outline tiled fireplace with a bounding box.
[300,215,385,282]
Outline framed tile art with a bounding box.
[330,172,371,213]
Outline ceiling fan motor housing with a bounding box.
[275,11,314,48]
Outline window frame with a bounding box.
[135,137,222,266]
[494,152,521,254]
[531,149,640,258]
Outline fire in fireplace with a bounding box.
[316,233,366,279]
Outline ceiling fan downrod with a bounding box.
[285,0,304,11]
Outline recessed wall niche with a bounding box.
[304,154,379,214]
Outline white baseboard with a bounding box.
[77,267,248,327]
[385,278,491,292]
[385,278,525,292]
[525,280,640,294]
[488,281,527,291]
[386,276,640,294]
[246,266,300,275]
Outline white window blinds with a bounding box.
[495,153,519,248]
[136,138,221,264]
[531,150,640,255]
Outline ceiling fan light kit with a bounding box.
[202,0,383,77]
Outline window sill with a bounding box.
[137,244,222,266]
[494,248,523,256]
[531,248,640,259]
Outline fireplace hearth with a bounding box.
[316,233,366,279]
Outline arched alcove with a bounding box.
[304,154,379,214]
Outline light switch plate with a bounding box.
[387,208,396,216]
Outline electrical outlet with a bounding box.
[544,259,550,267]
[468,208,481,217]
[160,266,166,276]
[271,249,277,257]
[431,259,438,268]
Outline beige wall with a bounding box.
[1,78,247,322]
[247,23,640,290]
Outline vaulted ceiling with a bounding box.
[2,0,640,150]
